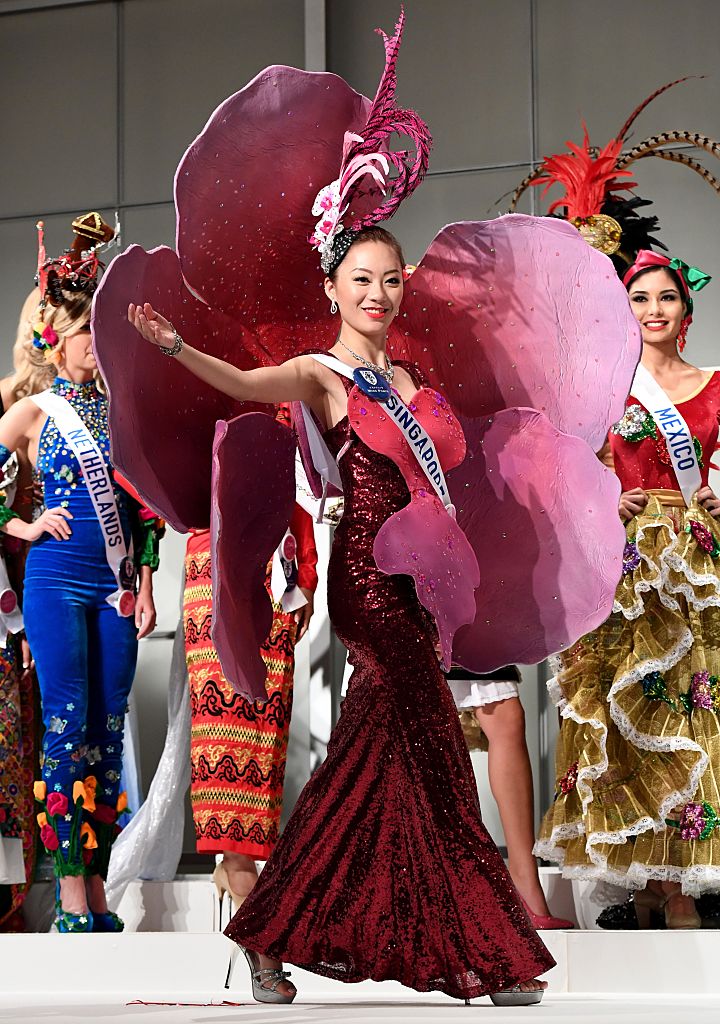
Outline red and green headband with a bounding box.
[623,250,711,315]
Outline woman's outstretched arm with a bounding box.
[128,302,323,406]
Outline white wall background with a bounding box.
[1,0,718,858]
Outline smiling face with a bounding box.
[325,239,404,339]
[627,267,688,348]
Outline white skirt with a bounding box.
[446,666,521,709]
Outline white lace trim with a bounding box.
[607,625,708,828]
[661,549,720,608]
[558,704,608,816]
[614,518,668,620]
[543,622,709,878]
[548,861,720,899]
[617,511,720,619]
[546,672,567,712]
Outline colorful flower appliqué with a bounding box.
[667,801,720,841]
[687,520,720,558]
[611,404,656,442]
[622,540,641,574]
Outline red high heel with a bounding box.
[520,896,574,929]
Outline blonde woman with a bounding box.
[0,216,163,932]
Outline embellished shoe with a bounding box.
[596,894,665,930]
[54,882,93,934]
[225,945,296,1003]
[520,896,574,930]
[91,910,124,932]
[489,983,545,1006]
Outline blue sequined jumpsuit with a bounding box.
[0,378,161,878]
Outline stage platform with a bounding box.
[2,874,717,1022]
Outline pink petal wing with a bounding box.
[392,214,641,449]
[373,496,480,669]
[450,407,625,669]
[211,413,296,700]
[92,244,257,531]
[175,66,372,364]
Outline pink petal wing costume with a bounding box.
[389,215,639,667]
[93,9,640,998]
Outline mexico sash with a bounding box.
[631,363,702,507]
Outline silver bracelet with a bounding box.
[159,323,184,358]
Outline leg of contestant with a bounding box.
[449,667,573,929]
[0,215,162,931]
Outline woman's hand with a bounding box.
[128,303,175,349]
[695,486,720,518]
[618,487,648,523]
[20,635,34,676]
[294,588,315,641]
[135,568,157,639]
[8,506,73,542]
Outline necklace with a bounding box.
[337,337,394,383]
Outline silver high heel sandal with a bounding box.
[224,944,296,1004]
[489,984,544,1006]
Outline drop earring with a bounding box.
[330,299,338,314]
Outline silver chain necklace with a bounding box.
[337,337,394,383]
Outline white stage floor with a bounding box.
[0,996,715,1024]
[4,877,716,1023]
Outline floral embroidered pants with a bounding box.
[23,511,138,875]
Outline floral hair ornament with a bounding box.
[309,6,431,275]
[31,320,59,353]
[623,249,711,351]
[510,77,720,264]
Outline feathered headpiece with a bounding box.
[309,6,432,275]
[33,212,116,352]
[510,77,720,266]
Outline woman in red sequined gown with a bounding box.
[128,229,554,1003]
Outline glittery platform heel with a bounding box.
[489,983,545,1006]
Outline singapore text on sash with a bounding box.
[311,353,454,514]
[631,363,702,507]
[31,391,136,616]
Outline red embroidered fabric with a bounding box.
[610,371,720,491]
[225,371,554,999]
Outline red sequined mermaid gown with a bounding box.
[225,369,554,1000]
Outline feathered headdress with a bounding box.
[309,6,432,274]
[510,77,720,265]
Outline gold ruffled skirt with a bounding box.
[536,492,720,896]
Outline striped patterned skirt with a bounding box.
[183,531,297,859]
